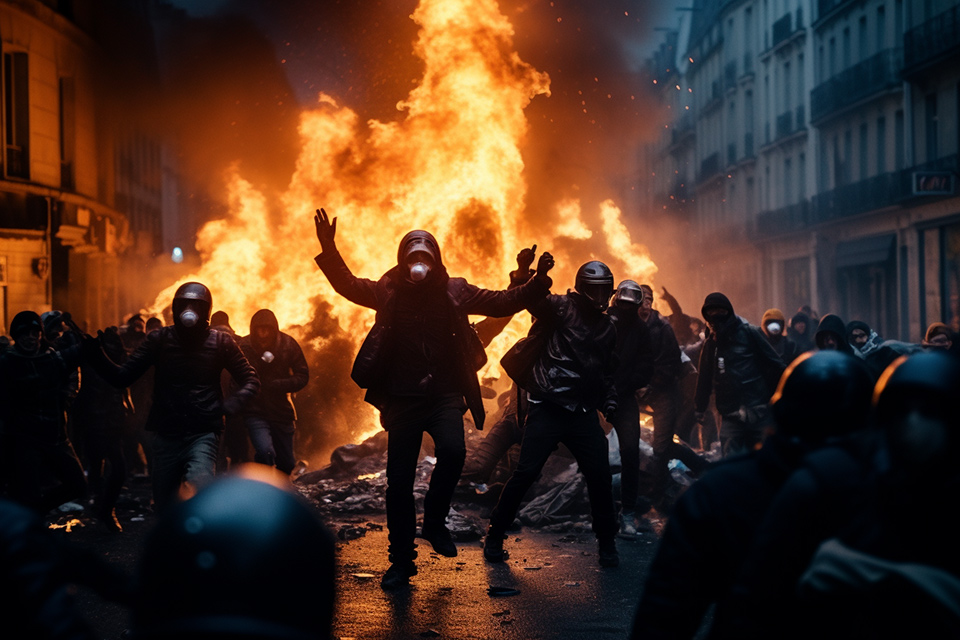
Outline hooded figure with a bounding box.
[695,293,786,456]
[237,309,309,475]
[788,311,816,353]
[0,311,87,514]
[761,308,800,365]
[814,314,856,355]
[314,209,553,590]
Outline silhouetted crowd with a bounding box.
[1,212,958,638]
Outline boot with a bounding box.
[598,537,619,568]
[380,561,417,590]
[618,509,638,539]
[483,528,509,563]
[420,523,457,557]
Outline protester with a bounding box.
[760,308,800,364]
[632,351,874,639]
[238,309,310,475]
[484,261,620,568]
[313,207,553,589]
[605,280,655,536]
[86,283,260,513]
[132,469,336,640]
[695,293,785,456]
[0,311,88,515]
[787,310,816,353]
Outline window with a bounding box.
[799,152,806,199]
[842,27,851,69]
[859,122,869,180]
[876,5,886,51]
[59,77,75,190]
[784,156,793,205]
[829,37,837,75]
[843,129,853,184]
[4,52,30,179]
[895,110,904,170]
[876,116,886,173]
[925,93,938,162]
[859,16,868,60]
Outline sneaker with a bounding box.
[598,538,619,568]
[420,525,458,557]
[483,530,509,563]
[380,562,417,590]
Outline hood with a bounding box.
[397,230,443,268]
[701,292,734,318]
[790,311,811,334]
[249,309,280,348]
[761,308,786,338]
[815,314,853,354]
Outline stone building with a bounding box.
[643,0,959,339]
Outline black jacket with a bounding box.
[645,310,683,389]
[522,292,617,412]
[695,315,786,415]
[608,305,655,396]
[92,326,260,437]
[239,311,309,422]
[0,344,82,443]
[316,248,550,429]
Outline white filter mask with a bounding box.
[766,322,782,335]
[409,263,430,282]
[261,351,275,363]
[180,310,199,328]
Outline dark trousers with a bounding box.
[610,394,642,511]
[5,436,87,515]
[461,412,521,484]
[245,416,296,474]
[151,432,219,514]
[489,401,618,541]
[647,384,708,498]
[84,429,127,513]
[382,396,467,564]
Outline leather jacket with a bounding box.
[315,248,551,429]
[523,292,617,412]
[92,326,260,436]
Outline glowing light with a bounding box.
[171,247,184,263]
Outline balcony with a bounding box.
[773,105,805,142]
[744,132,755,158]
[742,54,754,77]
[810,48,903,125]
[724,61,737,91]
[904,5,960,77]
[669,112,695,149]
[698,152,721,184]
[756,200,811,236]
[772,13,793,48]
[810,171,909,225]
[816,0,856,23]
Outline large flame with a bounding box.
[150,0,657,448]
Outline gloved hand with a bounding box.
[314,207,338,253]
[603,400,618,423]
[535,251,554,279]
[517,244,537,273]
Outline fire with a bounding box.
[149,0,657,448]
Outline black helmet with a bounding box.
[771,351,874,444]
[133,472,336,640]
[172,282,212,332]
[9,310,43,339]
[574,261,614,311]
[613,280,644,308]
[873,352,960,480]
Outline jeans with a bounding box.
[647,384,708,500]
[610,394,642,511]
[489,400,618,541]
[382,395,467,564]
[151,432,219,514]
[245,416,296,474]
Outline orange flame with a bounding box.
[150,0,657,445]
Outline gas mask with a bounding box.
[409,260,431,283]
[397,231,441,286]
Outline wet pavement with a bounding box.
[332,514,661,640]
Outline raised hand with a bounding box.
[535,251,555,278]
[314,208,338,253]
[516,244,537,272]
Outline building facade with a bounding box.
[644,0,960,340]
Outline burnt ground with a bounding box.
[51,471,675,640]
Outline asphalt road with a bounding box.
[332,517,661,640]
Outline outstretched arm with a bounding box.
[313,208,380,310]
